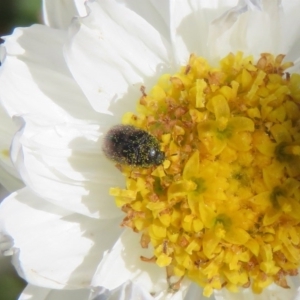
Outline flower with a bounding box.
[1,0,300,299]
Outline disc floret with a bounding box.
[109,52,300,296]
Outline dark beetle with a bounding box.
[102,125,165,167]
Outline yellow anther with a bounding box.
[109,52,300,297]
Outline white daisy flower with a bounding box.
[1,0,300,299]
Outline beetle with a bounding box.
[102,125,165,167]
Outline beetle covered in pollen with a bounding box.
[102,125,165,167]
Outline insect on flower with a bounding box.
[102,125,165,167]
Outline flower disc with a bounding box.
[109,52,300,297]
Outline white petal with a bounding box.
[107,282,152,300]
[114,0,170,40]
[169,0,239,65]
[19,284,91,300]
[0,107,23,191]
[0,232,14,256]
[206,0,300,62]
[64,0,172,116]
[0,184,9,201]
[0,162,22,194]
[0,43,5,62]
[154,290,185,300]
[0,188,123,289]
[92,281,154,300]
[18,285,52,300]
[93,229,191,298]
[280,0,300,64]
[43,0,88,29]
[0,167,23,193]
[183,283,213,300]
[11,115,123,219]
[1,24,125,218]
[92,229,168,294]
[0,25,99,123]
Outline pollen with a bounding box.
[109,52,300,296]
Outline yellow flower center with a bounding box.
[109,52,300,296]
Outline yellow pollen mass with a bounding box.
[109,52,300,296]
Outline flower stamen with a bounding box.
[109,52,300,296]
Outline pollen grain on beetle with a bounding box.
[109,52,300,297]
